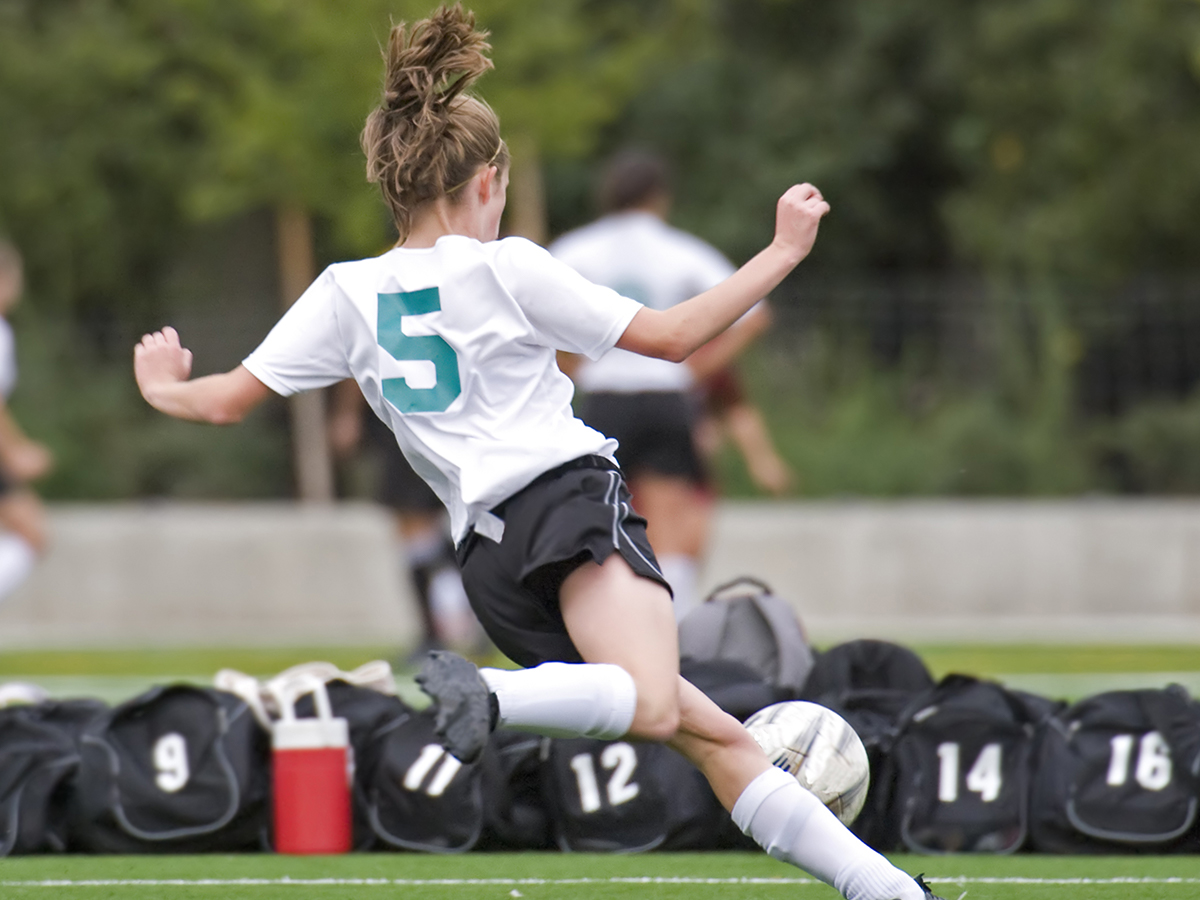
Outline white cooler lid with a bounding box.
[272,716,349,750]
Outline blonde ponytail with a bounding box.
[362,4,509,242]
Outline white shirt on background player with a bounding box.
[549,211,737,393]
[0,318,17,400]
[242,235,642,545]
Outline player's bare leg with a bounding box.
[668,677,772,808]
[558,552,681,740]
[666,668,939,899]
[418,553,670,761]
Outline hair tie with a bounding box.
[444,141,506,195]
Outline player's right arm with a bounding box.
[616,184,828,363]
[134,326,271,424]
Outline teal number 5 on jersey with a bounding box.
[378,287,462,413]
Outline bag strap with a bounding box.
[1137,685,1200,781]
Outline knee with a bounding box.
[628,689,681,743]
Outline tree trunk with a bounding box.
[506,136,548,244]
[276,203,334,503]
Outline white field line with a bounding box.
[3,876,1200,888]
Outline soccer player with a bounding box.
[550,149,775,619]
[0,240,51,604]
[132,7,942,898]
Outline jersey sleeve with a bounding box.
[242,267,352,396]
[495,238,643,360]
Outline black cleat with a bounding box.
[416,650,493,764]
[911,874,953,900]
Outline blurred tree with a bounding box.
[943,0,1200,280]
[0,0,704,498]
[0,0,706,318]
[588,0,1200,281]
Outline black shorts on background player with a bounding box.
[456,456,669,668]
[577,391,705,484]
[363,412,443,515]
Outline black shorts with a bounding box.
[455,456,670,668]
[577,391,706,485]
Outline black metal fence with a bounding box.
[768,273,1200,416]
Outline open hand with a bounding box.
[772,183,830,264]
[134,326,193,401]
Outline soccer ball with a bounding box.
[744,701,870,825]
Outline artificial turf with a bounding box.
[2,851,1200,900]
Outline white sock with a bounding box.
[732,767,922,900]
[658,553,698,621]
[0,533,36,602]
[479,662,637,739]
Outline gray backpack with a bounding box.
[678,577,814,699]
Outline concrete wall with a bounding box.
[704,500,1200,643]
[0,503,417,649]
[1,499,1199,648]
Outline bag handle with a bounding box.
[694,578,811,692]
[272,674,334,724]
[910,674,1049,727]
[213,669,272,729]
[704,576,773,603]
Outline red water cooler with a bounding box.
[271,676,352,854]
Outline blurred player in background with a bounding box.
[551,150,786,619]
[328,378,486,662]
[696,362,795,497]
[0,241,52,603]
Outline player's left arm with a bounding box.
[617,184,827,363]
[134,326,271,424]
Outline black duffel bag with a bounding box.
[0,698,107,856]
[886,674,1060,854]
[70,685,270,853]
[1028,684,1200,853]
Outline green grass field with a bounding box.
[2,642,1198,704]
[2,643,1199,900]
[2,852,1200,900]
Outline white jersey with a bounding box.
[0,318,16,399]
[549,211,736,393]
[243,235,642,543]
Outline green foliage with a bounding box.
[592,0,1200,279]
[0,0,690,499]
[944,0,1200,278]
[731,349,1090,499]
[2,0,1200,499]
[9,307,291,500]
[1093,392,1200,493]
